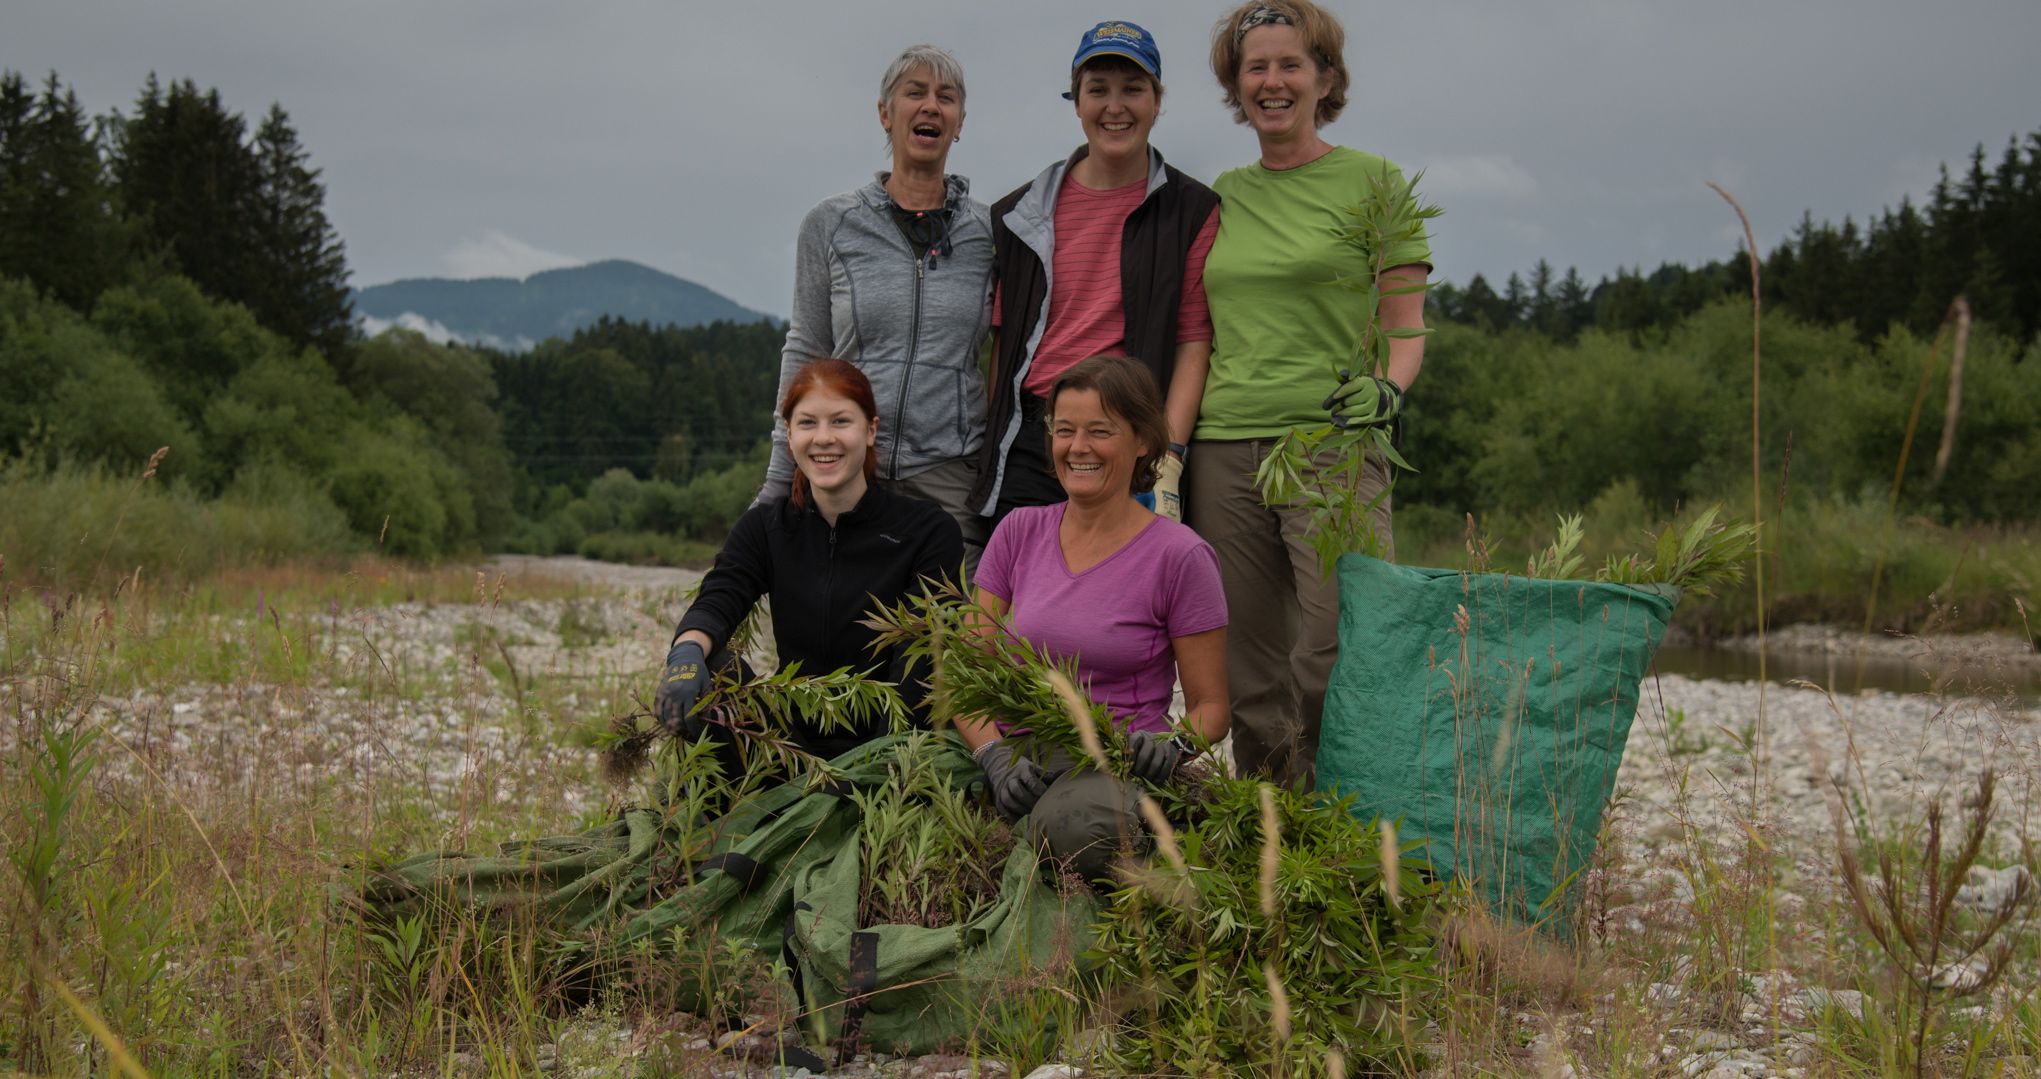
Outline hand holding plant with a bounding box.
[973,737,1051,822]
[1255,166,1440,573]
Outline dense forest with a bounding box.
[1,69,2035,615]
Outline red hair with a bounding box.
[781,358,881,510]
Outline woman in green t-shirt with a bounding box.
[1187,0,1433,787]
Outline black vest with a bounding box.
[969,148,1221,510]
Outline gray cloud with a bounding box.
[8,1,2039,315]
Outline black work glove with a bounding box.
[1323,370,1404,430]
[974,738,1049,822]
[655,640,713,736]
[1127,730,1193,786]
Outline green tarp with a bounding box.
[352,733,1095,1058]
[1317,554,1677,928]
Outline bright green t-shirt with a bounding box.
[1196,146,1432,440]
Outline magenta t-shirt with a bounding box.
[976,503,1227,733]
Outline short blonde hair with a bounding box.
[1208,0,1349,128]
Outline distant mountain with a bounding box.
[353,259,776,350]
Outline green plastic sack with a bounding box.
[788,820,1095,1054]
[350,733,1094,1057]
[1317,554,1676,928]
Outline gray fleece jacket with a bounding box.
[759,173,994,500]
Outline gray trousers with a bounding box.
[1185,439,1394,788]
[886,456,990,579]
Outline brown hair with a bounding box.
[779,358,880,510]
[1068,54,1164,104]
[1207,0,1350,128]
[1046,356,1169,495]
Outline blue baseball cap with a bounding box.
[1063,20,1161,99]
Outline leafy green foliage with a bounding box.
[864,580,1131,774]
[1089,780,1443,1076]
[851,731,1012,928]
[327,416,476,557]
[1598,504,1758,596]
[1518,503,1758,599]
[347,329,516,544]
[507,452,766,563]
[44,327,195,480]
[1254,165,1439,574]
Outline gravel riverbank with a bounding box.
[16,556,2037,1077]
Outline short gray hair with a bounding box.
[878,44,967,112]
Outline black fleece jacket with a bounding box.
[674,484,963,756]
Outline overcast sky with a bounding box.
[10,1,2038,318]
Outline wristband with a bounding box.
[1167,441,1189,462]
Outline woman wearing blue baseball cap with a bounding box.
[763,44,995,568]
[968,20,1222,529]
[1190,0,1434,788]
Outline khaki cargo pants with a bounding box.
[1185,438,1394,788]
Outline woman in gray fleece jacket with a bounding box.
[760,44,995,563]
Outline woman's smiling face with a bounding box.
[1049,388,1138,502]
[1074,65,1159,163]
[1236,23,1329,143]
[788,388,877,498]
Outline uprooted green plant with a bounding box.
[851,730,1013,928]
[1523,503,1758,595]
[864,581,1134,774]
[1254,165,1441,576]
[600,661,909,796]
[1088,779,1445,1077]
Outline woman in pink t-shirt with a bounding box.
[959,355,1229,882]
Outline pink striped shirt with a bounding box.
[995,173,1220,397]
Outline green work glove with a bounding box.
[1127,730,1191,786]
[1154,451,1185,523]
[974,737,1049,822]
[1323,371,1404,430]
[654,639,713,736]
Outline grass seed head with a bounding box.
[1259,784,1281,918]
[1265,960,1292,1041]
[1380,819,1401,909]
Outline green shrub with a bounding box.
[201,348,356,492]
[91,274,291,424]
[43,337,199,482]
[350,330,516,545]
[574,530,716,567]
[327,418,475,558]
[0,458,356,589]
[1090,779,1442,1076]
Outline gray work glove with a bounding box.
[1127,730,1192,786]
[1323,370,1404,430]
[973,737,1049,822]
[655,640,713,737]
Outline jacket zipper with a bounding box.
[891,249,926,479]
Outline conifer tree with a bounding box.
[248,104,352,357]
[112,75,261,321]
[0,72,127,309]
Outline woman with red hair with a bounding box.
[656,359,964,764]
